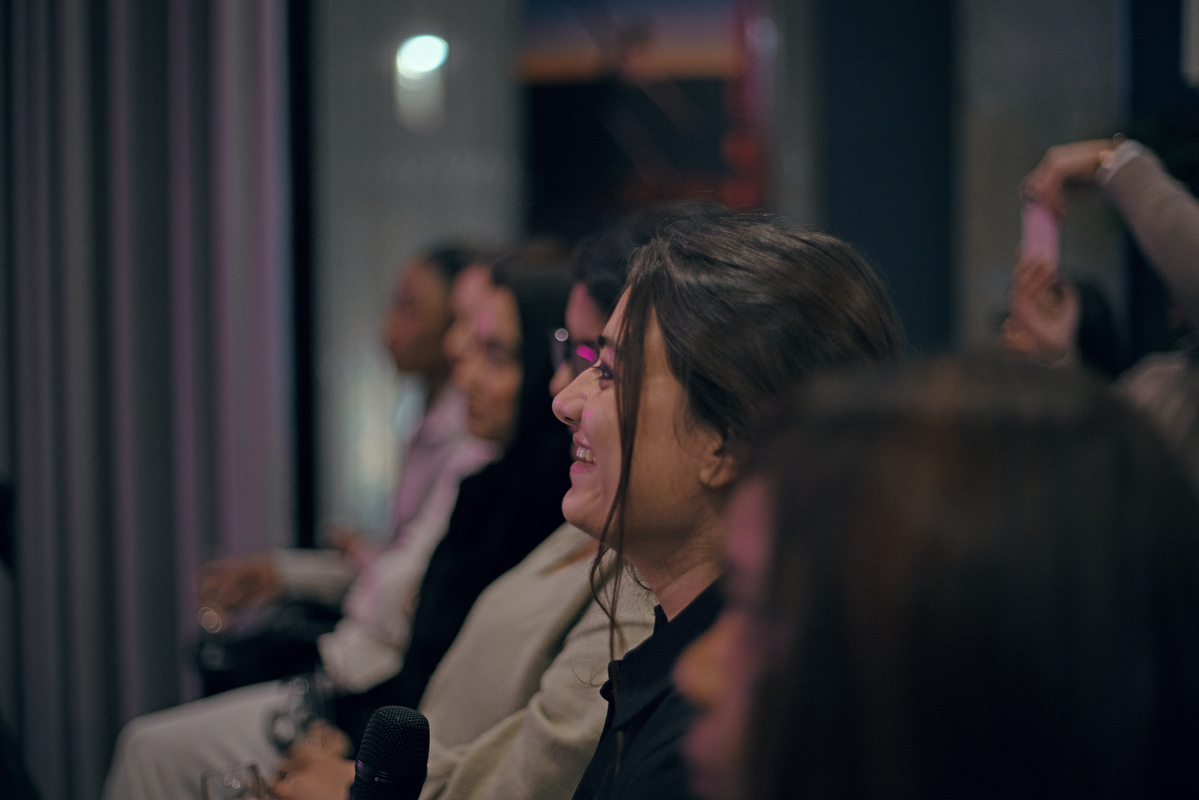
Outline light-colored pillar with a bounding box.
[768,0,824,227]
[956,0,1128,346]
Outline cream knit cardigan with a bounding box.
[419,523,656,800]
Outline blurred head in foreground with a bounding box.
[676,356,1199,800]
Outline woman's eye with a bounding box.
[484,343,516,368]
[593,361,613,381]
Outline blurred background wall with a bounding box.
[2,1,1196,799]
[314,0,522,539]
[957,0,1126,346]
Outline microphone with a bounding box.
[349,706,430,800]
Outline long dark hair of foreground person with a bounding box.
[593,216,903,645]
[742,356,1199,799]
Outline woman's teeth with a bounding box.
[576,446,594,463]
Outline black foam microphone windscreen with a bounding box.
[351,706,430,800]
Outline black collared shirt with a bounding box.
[572,581,722,800]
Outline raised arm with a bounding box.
[1098,143,1199,330]
[1024,138,1199,330]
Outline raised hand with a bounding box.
[1001,255,1080,365]
[1021,139,1117,220]
[271,755,355,800]
[197,555,281,616]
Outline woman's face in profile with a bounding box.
[552,291,724,548]
[382,259,451,375]
[454,286,523,446]
[675,479,774,800]
[443,263,494,365]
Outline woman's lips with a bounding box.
[570,442,596,474]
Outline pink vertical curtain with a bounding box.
[9,1,295,798]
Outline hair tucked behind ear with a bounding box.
[588,215,903,653]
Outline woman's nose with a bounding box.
[552,370,588,426]
[453,349,479,390]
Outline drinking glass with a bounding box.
[200,763,266,800]
[267,672,334,751]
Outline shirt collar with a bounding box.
[606,579,722,730]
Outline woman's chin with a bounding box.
[561,488,605,540]
[466,416,510,447]
[466,418,488,441]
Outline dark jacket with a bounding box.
[572,581,722,800]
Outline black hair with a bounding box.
[423,244,478,288]
[492,267,573,459]
[572,202,734,318]
[1073,278,1129,380]
[489,238,571,286]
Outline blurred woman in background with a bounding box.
[105,257,573,800]
[1007,137,1199,483]
[330,262,576,742]
[195,246,496,694]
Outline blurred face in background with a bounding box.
[454,285,523,447]
[444,263,495,365]
[674,479,774,800]
[550,282,607,396]
[382,259,453,376]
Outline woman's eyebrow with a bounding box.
[596,334,617,355]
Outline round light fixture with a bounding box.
[397,35,448,76]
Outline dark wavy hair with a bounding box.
[423,244,478,288]
[572,202,734,318]
[1073,278,1129,380]
[739,356,1199,799]
[593,216,903,647]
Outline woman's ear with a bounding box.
[699,437,737,490]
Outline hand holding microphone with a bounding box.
[350,706,429,800]
[272,706,429,800]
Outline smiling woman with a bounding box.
[103,262,574,800]
[454,285,524,446]
[332,266,576,743]
[554,215,902,800]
